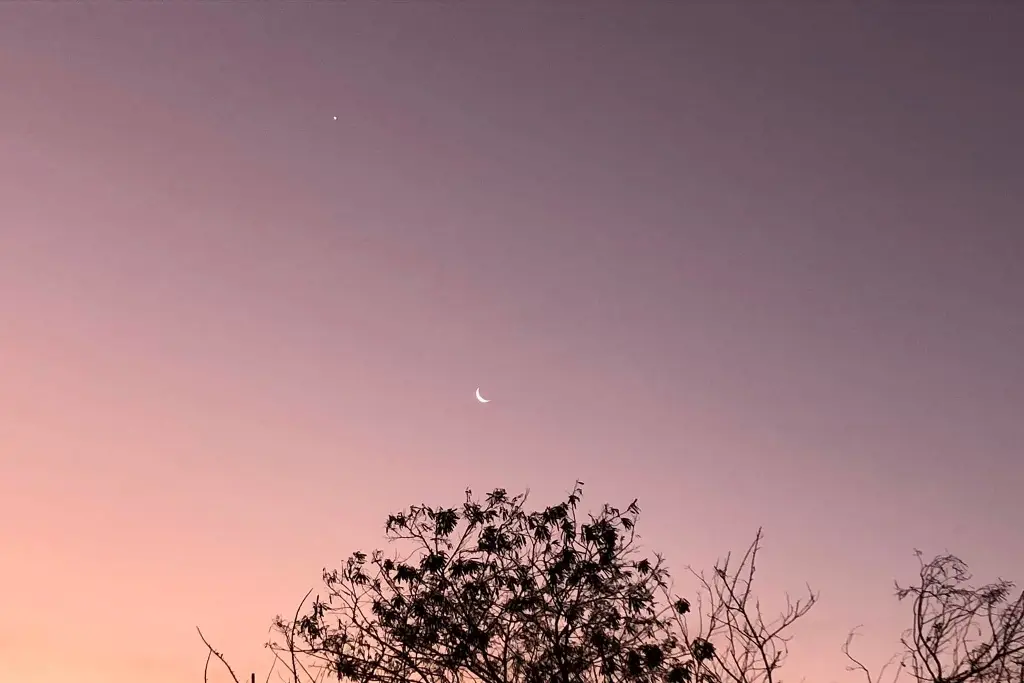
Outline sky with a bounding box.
[1,3,1022,683]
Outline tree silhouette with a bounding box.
[675,528,816,683]
[197,485,1023,683]
[227,482,817,683]
[844,551,1024,683]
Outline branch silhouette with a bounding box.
[202,483,815,683]
[844,551,1024,683]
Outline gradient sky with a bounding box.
[2,4,1022,683]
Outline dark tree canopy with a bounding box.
[196,483,1021,683]
[281,483,693,682]
[258,483,814,683]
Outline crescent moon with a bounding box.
[475,388,490,403]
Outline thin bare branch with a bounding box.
[197,626,243,683]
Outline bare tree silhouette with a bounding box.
[671,529,817,683]
[844,551,1024,683]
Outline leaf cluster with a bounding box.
[278,483,705,683]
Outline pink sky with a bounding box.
[2,4,1022,683]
